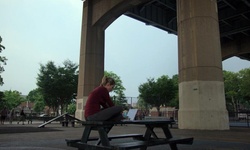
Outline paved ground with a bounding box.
[0,121,250,150]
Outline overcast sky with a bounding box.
[0,0,249,98]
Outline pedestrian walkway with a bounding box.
[0,121,249,150]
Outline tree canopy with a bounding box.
[223,70,241,112]
[223,68,250,111]
[0,90,25,110]
[138,75,178,115]
[0,36,7,86]
[36,60,78,114]
[26,88,45,113]
[238,68,250,103]
[104,71,127,106]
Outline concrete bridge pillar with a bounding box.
[177,0,229,130]
[75,0,149,120]
[75,0,105,120]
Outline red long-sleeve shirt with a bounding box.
[84,86,114,118]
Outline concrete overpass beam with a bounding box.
[221,37,250,60]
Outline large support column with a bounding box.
[75,0,149,120]
[177,0,229,130]
[75,1,105,120]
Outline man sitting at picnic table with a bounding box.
[84,76,125,121]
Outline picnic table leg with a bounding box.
[169,144,178,150]
[81,126,92,143]
[145,125,158,139]
[161,124,178,150]
[161,124,173,139]
[139,125,159,150]
[98,126,111,146]
[95,125,113,145]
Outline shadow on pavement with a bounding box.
[0,126,62,134]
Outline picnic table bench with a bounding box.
[66,120,193,150]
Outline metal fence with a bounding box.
[228,111,250,127]
[134,109,250,128]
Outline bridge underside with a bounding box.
[125,0,250,61]
[75,0,249,130]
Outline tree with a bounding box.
[37,61,57,112]
[104,71,127,106]
[137,96,151,110]
[0,36,7,86]
[238,68,250,109]
[138,75,177,116]
[0,91,4,108]
[1,90,24,110]
[169,74,179,108]
[27,88,41,102]
[37,60,78,114]
[223,71,241,112]
[68,103,76,115]
[138,78,160,114]
[26,89,45,113]
[0,36,4,50]
[156,75,176,106]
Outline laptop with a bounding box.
[125,109,138,121]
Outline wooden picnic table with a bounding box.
[66,120,193,150]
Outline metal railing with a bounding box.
[228,111,250,128]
